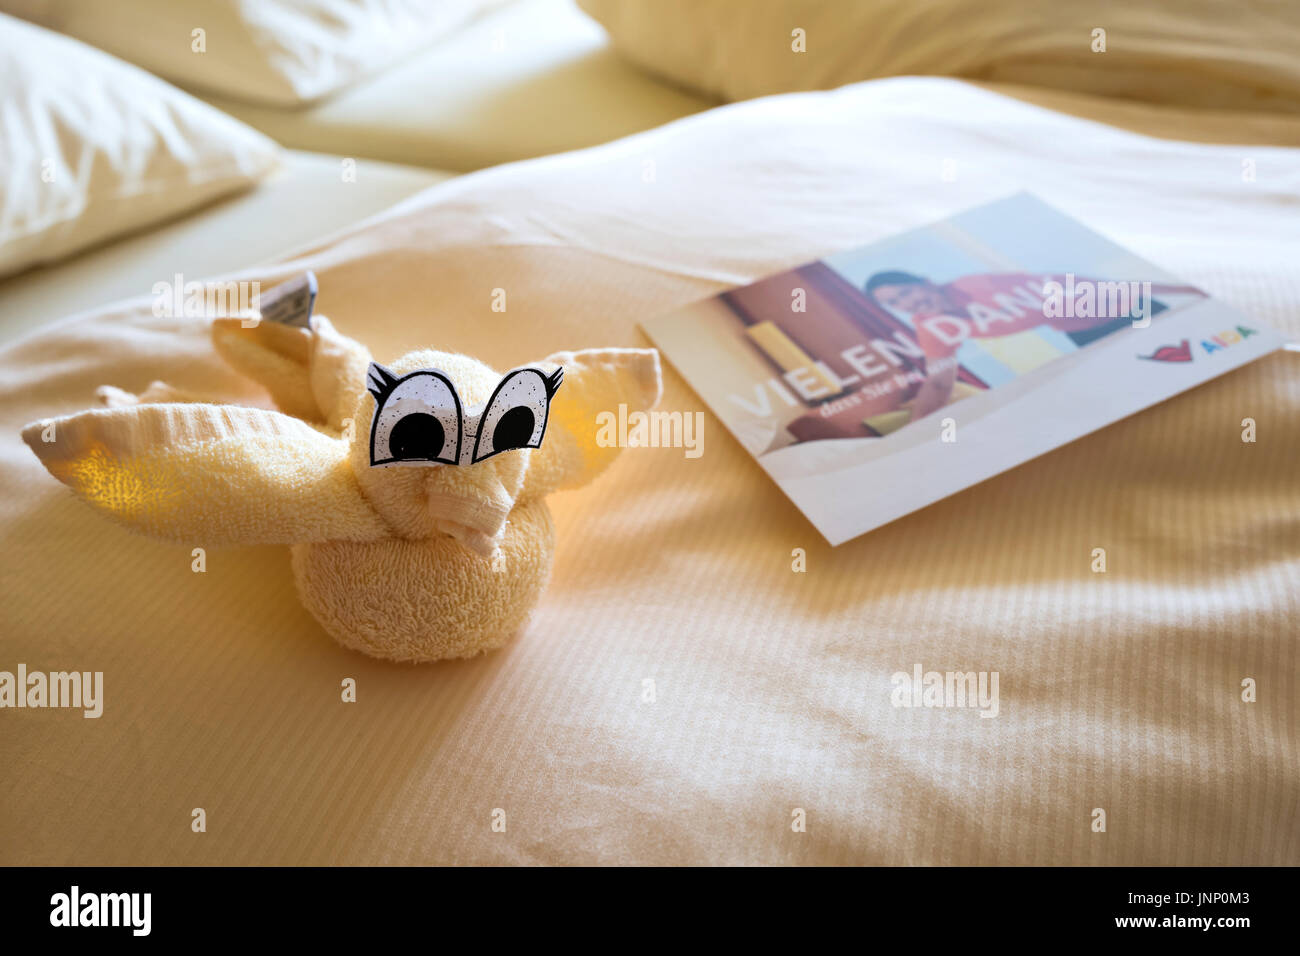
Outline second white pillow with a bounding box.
[1,0,509,106]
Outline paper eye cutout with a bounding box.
[367,363,463,466]
[471,367,563,464]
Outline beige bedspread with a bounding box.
[1,78,1296,865]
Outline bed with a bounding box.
[2,76,1296,865]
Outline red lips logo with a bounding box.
[1140,339,1192,362]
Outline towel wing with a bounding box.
[23,402,387,547]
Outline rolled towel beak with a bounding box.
[426,483,512,559]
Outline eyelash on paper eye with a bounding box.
[367,365,464,467]
[470,366,563,464]
[367,363,563,468]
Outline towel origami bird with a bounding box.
[23,309,662,662]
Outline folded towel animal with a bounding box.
[22,312,662,662]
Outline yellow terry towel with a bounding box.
[23,315,662,662]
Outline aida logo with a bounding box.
[1141,326,1258,362]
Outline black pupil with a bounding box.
[390,413,445,460]
[494,406,535,451]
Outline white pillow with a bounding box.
[578,0,1300,114]
[1,0,509,106]
[0,13,280,279]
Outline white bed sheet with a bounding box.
[200,0,716,172]
[0,152,451,344]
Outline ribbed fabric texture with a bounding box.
[0,78,1296,864]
